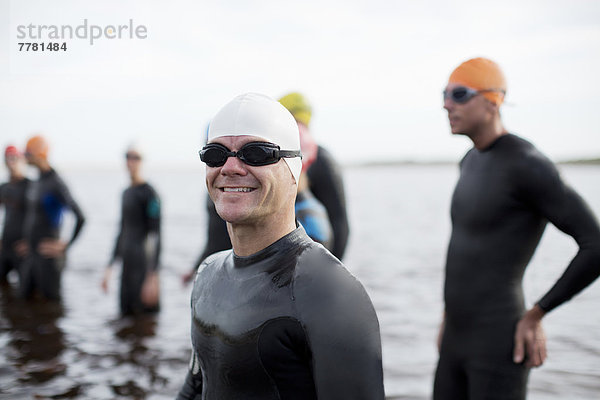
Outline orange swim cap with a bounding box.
[26,135,49,160]
[448,57,507,105]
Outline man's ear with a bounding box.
[486,99,500,115]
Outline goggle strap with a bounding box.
[277,150,302,159]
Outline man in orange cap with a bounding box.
[434,58,600,399]
[0,145,29,286]
[19,135,85,301]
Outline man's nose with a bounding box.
[443,96,454,111]
[220,155,247,175]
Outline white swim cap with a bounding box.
[208,93,302,183]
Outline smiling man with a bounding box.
[177,93,384,399]
[434,58,600,399]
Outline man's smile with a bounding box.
[221,186,256,193]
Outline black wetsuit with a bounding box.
[434,134,600,400]
[193,194,232,267]
[0,177,29,283]
[306,146,349,259]
[20,169,85,300]
[178,227,384,399]
[110,183,161,315]
[191,146,349,270]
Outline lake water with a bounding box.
[1,163,599,399]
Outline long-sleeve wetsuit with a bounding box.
[306,146,349,259]
[434,134,600,400]
[110,182,161,315]
[0,177,29,282]
[20,168,85,300]
[178,227,384,399]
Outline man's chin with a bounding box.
[450,128,467,136]
[214,206,252,226]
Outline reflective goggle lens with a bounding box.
[443,86,478,104]
[444,86,505,104]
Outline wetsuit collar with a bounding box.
[232,226,308,269]
[9,175,26,183]
[477,132,512,152]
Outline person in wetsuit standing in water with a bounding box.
[434,57,600,400]
[0,146,29,286]
[19,135,86,301]
[279,92,349,258]
[177,93,384,399]
[102,144,161,315]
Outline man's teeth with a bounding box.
[223,187,253,192]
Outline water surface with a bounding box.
[1,164,598,399]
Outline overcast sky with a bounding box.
[1,0,599,169]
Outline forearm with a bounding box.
[307,147,349,259]
[519,161,600,313]
[146,231,161,271]
[67,212,85,246]
[109,234,121,265]
[331,216,350,259]
[537,245,600,312]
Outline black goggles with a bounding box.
[199,142,302,167]
[125,152,141,161]
[443,86,505,104]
